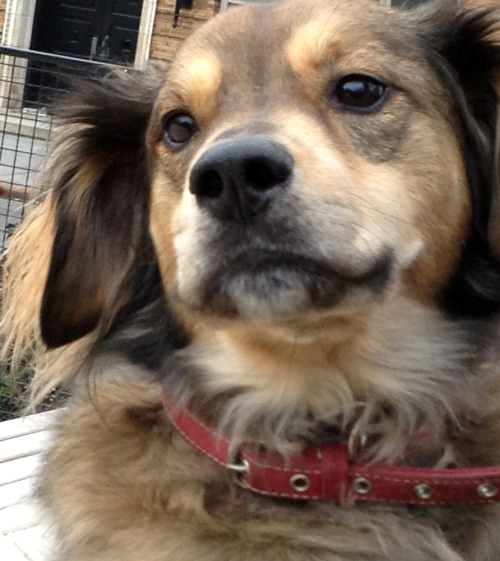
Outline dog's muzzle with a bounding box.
[181,135,395,319]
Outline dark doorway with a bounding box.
[30,0,144,63]
[25,0,144,106]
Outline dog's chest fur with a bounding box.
[41,367,500,561]
[41,298,500,561]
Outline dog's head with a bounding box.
[9,0,500,357]
[148,0,487,335]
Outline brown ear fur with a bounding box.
[1,199,55,364]
[38,70,162,348]
[0,197,92,407]
[411,1,500,316]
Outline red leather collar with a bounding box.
[162,391,500,506]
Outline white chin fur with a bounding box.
[226,271,309,319]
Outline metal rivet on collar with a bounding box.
[290,474,311,492]
[414,483,434,500]
[352,477,372,495]
[477,483,498,499]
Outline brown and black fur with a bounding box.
[4,0,500,559]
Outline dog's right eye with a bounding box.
[162,111,199,149]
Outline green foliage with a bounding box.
[0,367,30,421]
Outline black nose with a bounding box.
[189,137,294,222]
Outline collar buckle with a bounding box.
[227,458,250,476]
[227,453,250,486]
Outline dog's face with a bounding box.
[147,0,471,337]
[17,0,500,351]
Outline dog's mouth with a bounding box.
[192,248,395,320]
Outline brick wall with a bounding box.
[0,0,5,42]
[150,0,220,61]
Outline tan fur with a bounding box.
[0,197,94,406]
[1,199,53,364]
[163,52,223,124]
[3,1,500,560]
[285,18,346,83]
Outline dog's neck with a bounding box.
[163,297,485,464]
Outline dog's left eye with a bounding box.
[330,74,389,113]
[162,111,199,149]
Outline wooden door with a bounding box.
[25,0,144,106]
[30,0,144,64]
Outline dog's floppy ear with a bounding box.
[413,1,500,317]
[40,70,162,348]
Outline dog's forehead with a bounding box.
[158,0,425,114]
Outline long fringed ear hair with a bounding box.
[412,0,500,317]
[38,70,164,349]
[10,69,185,364]
[1,70,182,400]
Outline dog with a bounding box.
[3,0,500,559]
